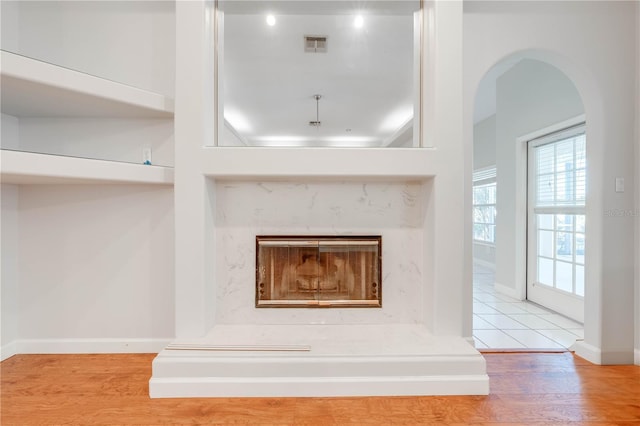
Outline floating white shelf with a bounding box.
[1,150,174,185]
[0,50,174,118]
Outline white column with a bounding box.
[174,0,217,338]
[422,0,467,336]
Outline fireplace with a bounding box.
[256,236,382,308]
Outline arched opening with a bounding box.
[471,54,587,350]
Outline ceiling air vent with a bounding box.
[304,35,327,53]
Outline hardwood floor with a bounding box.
[1,352,639,425]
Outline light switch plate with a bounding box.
[615,177,624,193]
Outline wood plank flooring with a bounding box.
[1,352,639,425]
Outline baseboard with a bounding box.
[1,341,18,361]
[573,341,601,364]
[574,341,636,365]
[493,282,521,301]
[15,338,171,355]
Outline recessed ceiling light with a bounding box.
[266,14,276,26]
[354,15,364,29]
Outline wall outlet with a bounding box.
[615,177,624,193]
[142,147,152,165]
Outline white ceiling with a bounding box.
[221,9,418,147]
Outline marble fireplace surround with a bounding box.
[214,180,424,325]
[150,167,489,397]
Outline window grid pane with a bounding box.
[473,178,496,244]
[531,127,586,298]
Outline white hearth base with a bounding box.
[149,324,489,398]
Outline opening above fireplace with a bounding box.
[256,236,382,308]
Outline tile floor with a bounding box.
[473,265,584,350]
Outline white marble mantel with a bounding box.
[214,180,425,325]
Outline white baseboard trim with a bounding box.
[493,282,522,301]
[472,259,496,271]
[574,341,637,365]
[1,341,18,361]
[14,338,172,355]
[573,341,601,364]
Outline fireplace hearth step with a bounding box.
[149,324,489,398]
[165,343,311,351]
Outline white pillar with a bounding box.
[174,0,217,338]
[423,0,468,336]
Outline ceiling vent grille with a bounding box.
[304,35,327,53]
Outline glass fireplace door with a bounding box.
[256,236,382,308]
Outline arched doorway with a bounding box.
[471,55,587,350]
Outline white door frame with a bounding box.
[514,114,586,308]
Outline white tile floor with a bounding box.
[473,265,584,350]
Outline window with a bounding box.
[473,167,497,244]
[529,124,586,297]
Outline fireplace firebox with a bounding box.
[256,236,382,308]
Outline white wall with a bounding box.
[2,0,175,96]
[473,114,496,171]
[464,1,636,364]
[18,118,175,167]
[494,59,584,296]
[1,114,19,151]
[16,185,175,349]
[1,185,19,359]
[636,1,640,366]
[0,1,19,52]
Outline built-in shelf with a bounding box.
[1,150,174,185]
[0,50,174,118]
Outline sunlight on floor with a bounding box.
[473,264,584,350]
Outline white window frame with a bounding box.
[527,122,586,322]
[473,167,497,245]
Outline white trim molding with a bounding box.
[574,341,636,365]
[10,338,171,355]
[1,341,19,362]
[573,340,601,364]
